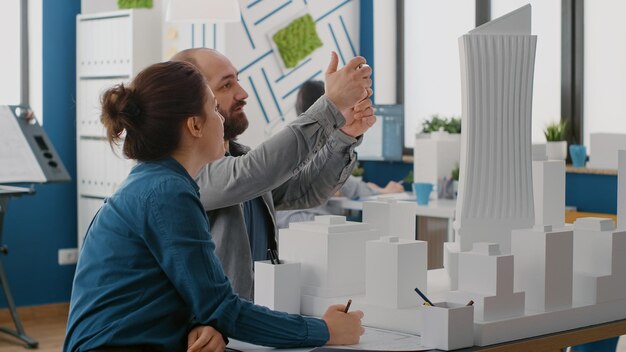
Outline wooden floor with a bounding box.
[0,303,68,351]
[0,303,624,351]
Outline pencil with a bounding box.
[272,249,281,264]
[414,287,435,307]
[344,299,352,313]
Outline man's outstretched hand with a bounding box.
[340,90,376,138]
[324,52,372,112]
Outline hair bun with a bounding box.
[122,98,142,120]
[101,83,142,142]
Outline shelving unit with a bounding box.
[76,9,161,249]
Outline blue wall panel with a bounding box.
[361,160,413,192]
[3,0,80,307]
[565,173,618,214]
[359,0,374,99]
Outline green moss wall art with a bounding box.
[118,0,153,9]
[272,14,323,69]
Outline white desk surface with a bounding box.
[227,326,430,351]
[227,270,452,352]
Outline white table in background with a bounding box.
[328,195,457,242]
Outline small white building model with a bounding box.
[413,131,460,196]
[532,152,566,228]
[572,218,626,306]
[278,215,380,297]
[511,225,573,313]
[388,202,418,241]
[254,260,301,314]
[363,200,417,241]
[365,236,427,308]
[363,200,392,236]
[588,133,626,169]
[447,243,525,321]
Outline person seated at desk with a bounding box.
[64,61,364,352]
[276,80,404,229]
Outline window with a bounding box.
[0,0,42,123]
[0,0,22,106]
[403,1,562,147]
[583,0,626,152]
[492,0,561,143]
[403,0,475,148]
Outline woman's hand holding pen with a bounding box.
[322,304,365,345]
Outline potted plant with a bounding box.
[403,170,414,184]
[421,115,448,134]
[421,115,461,139]
[451,165,460,199]
[544,121,567,160]
[351,162,364,182]
[117,0,153,9]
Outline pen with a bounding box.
[344,299,352,313]
[267,249,276,265]
[414,287,435,307]
[466,300,474,306]
[272,249,281,264]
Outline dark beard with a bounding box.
[222,101,249,140]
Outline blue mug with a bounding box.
[569,144,587,168]
[413,182,434,205]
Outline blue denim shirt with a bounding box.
[64,158,329,352]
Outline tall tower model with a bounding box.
[455,5,537,253]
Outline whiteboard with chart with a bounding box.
[0,105,69,184]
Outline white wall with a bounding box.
[373,0,396,104]
[29,0,42,123]
[492,0,561,143]
[222,0,360,147]
[404,1,561,147]
[403,0,475,148]
[0,0,43,123]
[584,0,626,154]
[0,0,21,106]
[81,0,359,148]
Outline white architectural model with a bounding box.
[468,218,626,346]
[572,218,626,306]
[281,216,427,335]
[447,243,525,321]
[454,4,537,254]
[512,225,573,312]
[619,150,626,229]
[532,148,566,228]
[588,133,626,169]
[363,200,417,241]
[254,261,301,314]
[278,215,379,297]
[362,201,392,236]
[365,236,427,308]
[269,5,626,348]
[413,131,460,196]
[420,302,474,351]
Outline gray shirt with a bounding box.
[275,176,380,229]
[196,96,359,300]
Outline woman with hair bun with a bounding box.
[64,61,363,352]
